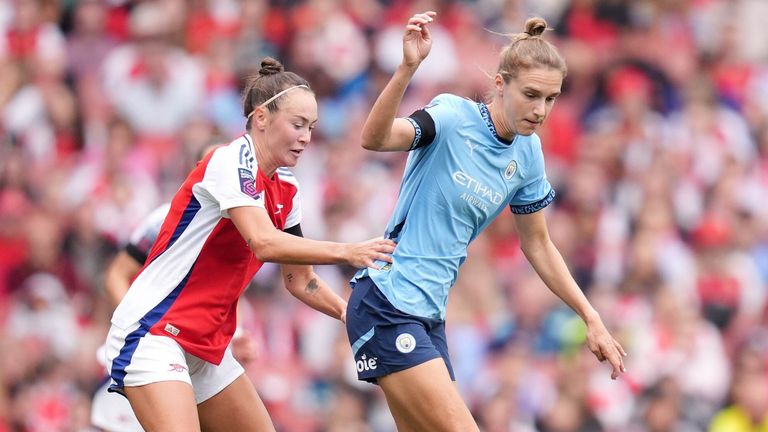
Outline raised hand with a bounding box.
[344,237,396,269]
[403,11,437,69]
[586,318,627,380]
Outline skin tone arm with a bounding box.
[281,264,347,322]
[229,206,395,268]
[360,11,437,152]
[104,251,143,310]
[514,210,627,379]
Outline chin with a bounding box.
[516,129,537,137]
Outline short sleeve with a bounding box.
[509,140,556,214]
[200,140,266,217]
[510,183,555,214]
[421,93,463,139]
[280,171,302,229]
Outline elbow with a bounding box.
[360,128,388,151]
[249,236,280,262]
[360,136,381,151]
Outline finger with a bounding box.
[406,24,423,33]
[409,16,432,24]
[414,13,434,23]
[377,244,396,254]
[606,350,624,378]
[376,253,393,263]
[616,340,628,357]
[416,11,437,20]
[366,260,381,270]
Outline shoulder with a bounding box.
[426,93,475,110]
[210,135,254,169]
[422,94,477,130]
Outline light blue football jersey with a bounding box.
[354,93,555,320]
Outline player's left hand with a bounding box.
[402,11,436,68]
[585,318,627,380]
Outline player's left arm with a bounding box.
[513,210,627,379]
[280,264,347,323]
[104,250,143,310]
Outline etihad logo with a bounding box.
[452,171,503,205]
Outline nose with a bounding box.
[533,98,546,118]
[298,130,311,144]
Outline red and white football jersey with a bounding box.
[110,134,301,364]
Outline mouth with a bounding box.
[523,119,541,129]
[290,149,304,157]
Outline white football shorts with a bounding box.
[104,323,244,404]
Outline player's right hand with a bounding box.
[403,11,436,69]
[345,237,396,269]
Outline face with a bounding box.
[495,67,563,136]
[255,90,318,167]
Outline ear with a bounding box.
[252,106,270,131]
[494,74,504,96]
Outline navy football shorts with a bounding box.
[345,276,455,383]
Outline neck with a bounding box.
[486,101,515,141]
[248,131,278,178]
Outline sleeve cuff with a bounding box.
[510,189,556,214]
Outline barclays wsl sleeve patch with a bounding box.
[238,168,262,201]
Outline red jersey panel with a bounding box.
[111,134,301,364]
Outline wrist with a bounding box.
[582,308,601,326]
[335,243,351,265]
[398,62,420,75]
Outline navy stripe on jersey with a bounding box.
[109,263,196,390]
[162,196,201,258]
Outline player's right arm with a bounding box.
[361,11,436,152]
[229,206,395,269]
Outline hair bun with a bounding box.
[259,57,284,76]
[524,17,547,37]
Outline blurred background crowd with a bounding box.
[1,0,768,430]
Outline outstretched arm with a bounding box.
[281,264,347,322]
[514,210,627,379]
[229,205,395,269]
[361,11,436,152]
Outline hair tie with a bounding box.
[246,84,310,119]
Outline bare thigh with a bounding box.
[197,373,275,432]
[125,381,200,432]
[378,358,479,432]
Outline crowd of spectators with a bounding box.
[1,0,767,430]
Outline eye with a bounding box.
[546,96,557,103]
[525,92,536,99]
